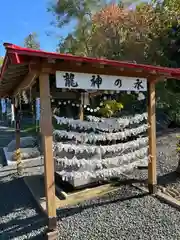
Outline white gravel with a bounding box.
[57,185,180,240]
[1,167,180,240]
[1,127,180,239]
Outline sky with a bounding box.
[0,0,72,57]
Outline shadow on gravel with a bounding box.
[0,218,46,240]
[0,177,46,239]
[57,186,149,219]
[158,171,180,186]
[111,177,146,186]
[156,128,180,138]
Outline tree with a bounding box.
[53,0,180,64]
[48,0,106,27]
[50,0,180,123]
[53,2,164,62]
[23,33,40,121]
[24,32,40,49]
[50,0,125,56]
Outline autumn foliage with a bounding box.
[90,3,167,64]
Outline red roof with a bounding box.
[1,42,180,79]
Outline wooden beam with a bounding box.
[39,73,57,233]
[31,89,78,100]
[30,61,161,79]
[147,80,157,194]
[13,71,37,96]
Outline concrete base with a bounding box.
[45,230,58,240]
[3,147,41,166]
[55,160,148,188]
[3,147,14,165]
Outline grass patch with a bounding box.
[23,125,37,133]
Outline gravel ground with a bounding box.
[1,168,180,240]
[1,127,180,239]
[57,185,180,240]
[125,129,180,196]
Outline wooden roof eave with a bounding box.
[29,59,163,80]
[4,43,180,77]
[1,42,180,97]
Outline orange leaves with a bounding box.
[93,4,129,27]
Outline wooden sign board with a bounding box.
[56,71,147,92]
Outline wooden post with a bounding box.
[79,105,84,121]
[79,92,84,121]
[13,98,22,175]
[39,73,57,234]
[147,80,157,194]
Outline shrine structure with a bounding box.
[1,43,180,238]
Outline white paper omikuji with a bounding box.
[53,112,149,181]
[58,158,148,180]
[55,146,148,168]
[53,112,148,132]
[54,136,148,155]
[138,92,145,101]
[86,112,147,124]
[22,91,28,104]
[53,123,148,143]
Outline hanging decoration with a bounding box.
[36,98,40,121]
[54,136,148,155]
[18,93,22,112]
[138,92,145,101]
[52,95,148,182]
[35,98,40,132]
[53,112,148,132]
[53,123,148,143]
[86,112,147,123]
[11,103,15,123]
[84,92,90,105]
[58,158,148,181]
[1,98,6,114]
[22,90,28,104]
[50,90,145,114]
[55,146,148,169]
[14,96,18,108]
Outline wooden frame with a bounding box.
[39,73,56,231]
[11,63,158,234]
[147,80,157,194]
[11,66,156,237]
